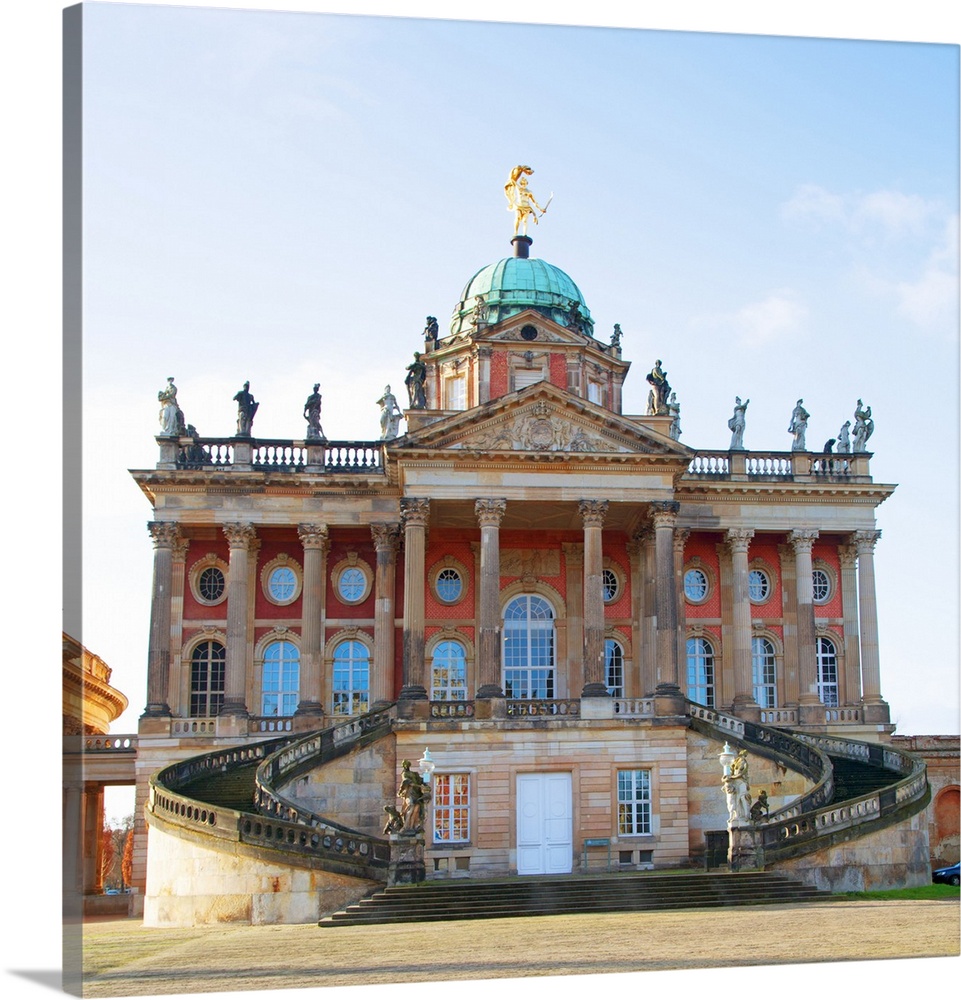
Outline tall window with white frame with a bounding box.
[503,595,555,699]
[190,639,225,717]
[605,638,624,697]
[686,636,715,708]
[332,639,370,715]
[433,773,470,844]
[261,640,300,717]
[816,636,839,707]
[430,640,468,701]
[751,636,778,708]
[617,769,652,836]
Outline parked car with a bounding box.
[931,862,960,886]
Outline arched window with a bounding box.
[190,639,225,717]
[605,639,624,697]
[332,639,370,716]
[686,636,715,708]
[751,636,778,708]
[430,640,468,701]
[816,636,839,707]
[261,640,300,717]
[503,595,555,699]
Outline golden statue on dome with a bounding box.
[505,165,552,236]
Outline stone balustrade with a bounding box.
[685,450,871,481]
[160,435,385,473]
[613,698,656,717]
[506,699,580,717]
[82,734,138,752]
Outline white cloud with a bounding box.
[780,183,846,227]
[781,183,937,238]
[895,213,960,329]
[734,291,808,347]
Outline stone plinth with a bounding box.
[388,833,426,885]
[728,824,763,871]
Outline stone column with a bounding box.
[142,521,180,717]
[726,528,760,719]
[579,500,610,697]
[651,501,684,710]
[169,536,189,717]
[295,523,329,726]
[475,499,507,700]
[221,522,256,718]
[399,499,430,705]
[854,530,890,723]
[82,784,104,894]
[790,529,821,720]
[371,523,401,707]
[673,528,690,692]
[838,543,862,706]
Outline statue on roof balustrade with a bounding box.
[853,399,874,452]
[233,381,259,436]
[303,383,325,440]
[405,353,427,409]
[668,392,681,440]
[158,377,185,437]
[377,385,403,440]
[788,398,809,451]
[836,420,851,453]
[728,396,749,451]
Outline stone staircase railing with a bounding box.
[688,703,929,865]
[147,708,396,881]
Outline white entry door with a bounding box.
[516,772,573,875]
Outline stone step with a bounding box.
[319,872,831,926]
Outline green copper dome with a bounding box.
[450,254,594,337]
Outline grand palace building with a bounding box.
[119,186,952,926]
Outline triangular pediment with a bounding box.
[479,308,595,347]
[396,382,692,458]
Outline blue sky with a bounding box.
[3,4,959,997]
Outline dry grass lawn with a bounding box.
[74,899,960,998]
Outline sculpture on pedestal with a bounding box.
[303,383,325,440]
[157,377,185,437]
[611,323,623,351]
[405,353,427,409]
[396,759,431,834]
[423,316,439,352]
[376,385,403,440]
[750,790,769,823]
[788,398,809,451]
[646,360,671,415]
[721,746,753,825]
[727,396,749,450]
[852,399,874,452]
[668,392,681,440]
[836,420,851,453]
[233,381,259,436]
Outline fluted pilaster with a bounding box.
[399,499,430,701]
[221,522,256,716]
[475,499,507,698]
[579,499,610,697]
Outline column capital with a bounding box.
[673,528,691,555]
[650,500,680,529]
[223,522,257,548]
[853,529,881,555]
[171,537,190,562]
[838,543,859,569]
[788,528,819,554]
[475,498,507,527]
[147,521,182,548]
[297,523,330,550]
[371,522,402,551]
[400,497,431,528]
[725,527,755,554]
[578,499,609,527]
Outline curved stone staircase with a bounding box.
[147,701,929,923]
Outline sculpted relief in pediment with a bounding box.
[448,404,637,454]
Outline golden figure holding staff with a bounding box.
[505,165,552,236]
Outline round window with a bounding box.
[436,567,463,603]
[520,324,538,341]
[268,566,296,602]
[602,568,619,602]
[749,569,770,602]
[684,568,708,602]
[812,569,831,603]
[198,566,225,603]
[338,567,367,603]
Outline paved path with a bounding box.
[61,898,960,998]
